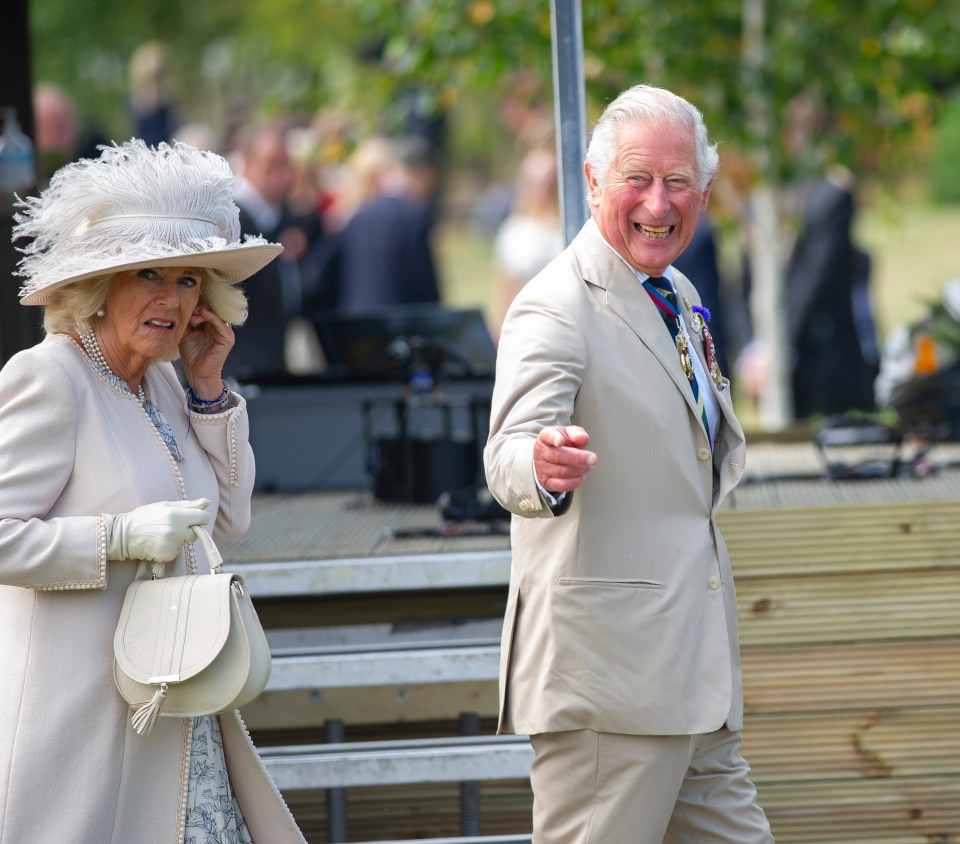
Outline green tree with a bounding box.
[29,0,960,425]
[32,0,960,181]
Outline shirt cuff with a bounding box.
[533,458,566,508]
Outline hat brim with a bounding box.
[19,242,284,306]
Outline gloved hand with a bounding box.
[104,499,210,563]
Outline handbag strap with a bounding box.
[191,525,224,574]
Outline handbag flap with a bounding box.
[114,572,237,684]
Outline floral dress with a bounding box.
[184,716,254,844]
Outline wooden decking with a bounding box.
[222,441,960,843]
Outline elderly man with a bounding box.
[484,85,773,843]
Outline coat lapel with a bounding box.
[671,272,747,499]
[571,224,705,428]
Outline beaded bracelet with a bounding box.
[187,382,231,414]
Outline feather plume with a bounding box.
[13,139,279,302]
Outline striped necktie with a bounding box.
[642,276,711,445]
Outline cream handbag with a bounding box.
[113,525,272,736]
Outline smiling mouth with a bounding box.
[146,319,175,329]
[634,223,673,239]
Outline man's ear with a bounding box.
[700,178,714,212]
[584,162,600,208]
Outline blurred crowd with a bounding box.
[31,41,451,381]
[31,44,897,422]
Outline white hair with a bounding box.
[585,84,719,192]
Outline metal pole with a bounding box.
[458,711,481,836]
[550,0,588,246]
[323,718,349,842]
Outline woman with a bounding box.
[489,146,564,342]
[0,139,306,843]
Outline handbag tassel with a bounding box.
[130,683,168,736]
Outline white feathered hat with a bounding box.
[14,138,283,306]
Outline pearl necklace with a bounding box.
[76,328,194,571]
[79,330,146,404]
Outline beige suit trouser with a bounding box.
[529,726,774,844]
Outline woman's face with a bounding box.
[100,266,203,368]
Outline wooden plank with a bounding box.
[736,570,960,646]
[720,500,960,577]
[742,706,960,782]
[742,639,960,715]
[757,776,960,842]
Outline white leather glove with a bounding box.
[104,499,211,563]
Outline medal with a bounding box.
[676,329,694,380]
[702,324,729,391]
[681,295,729,391]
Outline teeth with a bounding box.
[147,320,173,328]
[636,224,672,238]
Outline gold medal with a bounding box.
[676,330,694,380]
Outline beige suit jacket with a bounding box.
[484,220,747,738]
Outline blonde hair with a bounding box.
[42,270,249,353]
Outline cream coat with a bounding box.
[484,220,747,738]
[0,334,304,844]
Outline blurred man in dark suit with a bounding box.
[228,123,296,380]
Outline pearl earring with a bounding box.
[96,308,105,317]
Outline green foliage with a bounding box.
[343,0,960,183]
[28,0,960,184]
[931,93,960,204]
[29,0,241,138]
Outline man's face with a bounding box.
[244,134,293,207]
[586,120,710,277]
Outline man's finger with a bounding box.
[537,427,567,448]
[563,425,591,448]
[552,445,598,466]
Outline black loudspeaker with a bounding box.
[365,393,486,504]
[370,437,478,504]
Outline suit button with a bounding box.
[708,576,721,590]
[519,498,535,512]
[698,448,711,461]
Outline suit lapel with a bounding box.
[673,272,744,439]
[571,226,705,427]
[670,274,748,498]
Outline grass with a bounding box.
[857,201,960,340]
[435,223,497,316]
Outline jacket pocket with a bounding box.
[556,576,665,590]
